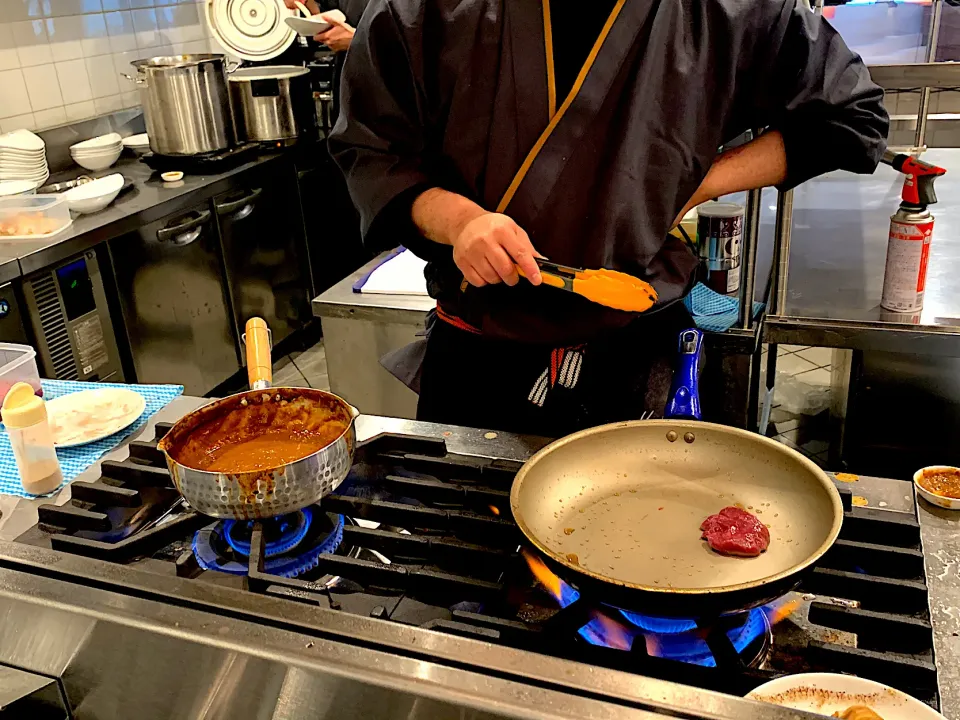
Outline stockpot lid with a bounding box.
[206,0,297,62]
[228,65,310,82]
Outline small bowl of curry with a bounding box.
[914,466,960,510]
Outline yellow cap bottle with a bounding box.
[3,382,62,495]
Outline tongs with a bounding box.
[520,258,658,313]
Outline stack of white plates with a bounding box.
[0,129,49,187]
[70,133,123,171]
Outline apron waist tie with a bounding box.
[436,304,482,335]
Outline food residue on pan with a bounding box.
[565,553,580,564]
[852,496,869,507]
[563,527,575,535]
[917,467,960,499]
[835,472,859,483]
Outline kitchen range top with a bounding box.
[9,421,941,712]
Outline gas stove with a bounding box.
[7,420,940,712]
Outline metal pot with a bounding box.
[131,54,236,156]
[228,66,312,143]
[157,318,360,520]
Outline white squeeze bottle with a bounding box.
[3,382,62,495]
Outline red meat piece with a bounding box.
[700,506,770,557]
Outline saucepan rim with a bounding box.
[157,386,359,477]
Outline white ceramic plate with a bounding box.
[46,388,146,447]
[0,129,44,151]
[285,15,332,35]
[122,133,149,148]
[285,10,345,36]
[748,673,944,719]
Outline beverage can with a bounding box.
[697,202,744,294]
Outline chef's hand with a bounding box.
[283,0,320,13]
[411,188,543,288]
[453,213,543,288]
[315,19,355,52]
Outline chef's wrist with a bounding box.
[411,188,488,247]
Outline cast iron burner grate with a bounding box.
[21,425,939,708]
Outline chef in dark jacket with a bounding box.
[328,0,889,438]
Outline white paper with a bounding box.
[360,250,429,296]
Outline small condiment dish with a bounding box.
[161,171,183,183]
[914,465,960,510]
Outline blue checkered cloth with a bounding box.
[0,380,183,498]
[683,282,765,333]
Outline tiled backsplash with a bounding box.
[0,0,223,135]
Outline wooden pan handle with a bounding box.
[245,317,272,390]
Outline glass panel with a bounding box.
[823,1,930,64]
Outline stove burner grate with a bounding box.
[224,510,311,558]
[620,608,771,667]
[193,509,344,578]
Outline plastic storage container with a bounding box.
[0,343,42,406]
[0,195,72,240]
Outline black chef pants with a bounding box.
[416,303,695,438]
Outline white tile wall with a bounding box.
[0,0,220,133]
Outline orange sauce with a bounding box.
[572,269,658,313]
[918,468,960,499]
[166,391,350,474]
[201,428,343,472]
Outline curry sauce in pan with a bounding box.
[162,389,351,473]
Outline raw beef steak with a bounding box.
[700,506,770,557]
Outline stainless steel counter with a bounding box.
[0,399,957,718]
[766,148,960,354]
[313,255,435,418]
[0,151,288,277]
[312,256,437,324]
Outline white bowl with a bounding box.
[70,133,122,152]
[913,465,960,510]
[71,147,122,171]
[70,144,122,156]
[161,171,183,183]
[63,173,123,214]
[0,179,38,197]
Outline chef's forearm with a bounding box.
[699,131,787,202]
[675,131,787,224]
[411,188,488,246]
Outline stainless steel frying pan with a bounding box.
[510,330,844,617]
